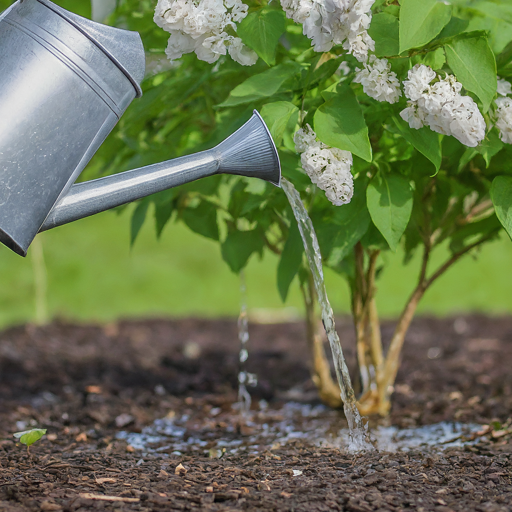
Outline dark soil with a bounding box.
[1,315,511,512]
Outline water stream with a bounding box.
[281,178,372,451]
[235,271,257,414]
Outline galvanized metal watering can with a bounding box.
[0,0,281,257]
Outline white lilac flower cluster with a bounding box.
[400,64,486,148]
[493,78,512,144]
[354,55,401,104]
[280,0,375,63]
[154,0,257,66]
[294,124,354,206]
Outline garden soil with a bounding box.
[1,315,512,512]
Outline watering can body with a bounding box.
[0,0,280,257]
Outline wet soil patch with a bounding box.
[1,315,511,511]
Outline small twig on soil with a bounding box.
[78,493,139,503]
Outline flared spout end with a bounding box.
[216,111,281,187]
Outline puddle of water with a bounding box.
[116,403,481,456]
[370,422,482,452]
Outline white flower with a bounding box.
[402,64,436,102]
[400,65,486,147]
[294,124,354,206]
[196,33,228,63]
[294,124,318,153]
[154,0,255,65]
[280,0,375,62]
[354,56,401,103]
[343,30,375,63]
[400,102,425,129]
[165,31,196,61]
[228,37,258,66]
[445,95,486,147]
[494,97,512,144]
[318,165,354,206]
[497,78,512,97]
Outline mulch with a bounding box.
[1,315,511,511]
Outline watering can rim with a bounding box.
[34,0,145,97]
[251,109,281,187]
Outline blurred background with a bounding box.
[1,0,512,329]
[2,206,512,328]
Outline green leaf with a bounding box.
[327,189,371,265]
[491,176,512,240]
[436,16,470,40]
[182,201,219,241]
[412,47,446,70]
[392,117,442,173]
[366,173,413,251]
[314,85,372,162]
[399,0,452,53]
[13,429,47,447]
[277,222,303,301]
[131,199,150,247]
[368,12,399,57]
[260,101,299,146]
[476,128,503,167]
[152,190,175,239]
[221,229,264,273]
[238,9,286,66]
[53,0,91,18]
[218,62,302,107]
[445,35,497,112]
[497,40,512,78]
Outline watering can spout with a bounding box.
[0,0,281,257]
[39,111,281,236]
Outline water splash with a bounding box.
[281,178,372,451]
[116,405,482,455]
[235,271,257,414]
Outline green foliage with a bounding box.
[221,228,264,273]
[399,0,451,53]
[87,0,512,323]
[53,0,91,18]
[491,176,512,240]
[314,85,372,162]
[238,9,286,66]
[391,117,441,173]
[218,62,301,106]
[368,12,399,57]
[367,173,413,251]
[131,199,151,246]
[445,35,497,112]
[182,201,219,241]
[13,429,47,447]
[323,186,372,266]
[277,222,303,301]
[261,101,299,146]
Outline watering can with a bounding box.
[0,0,281,257]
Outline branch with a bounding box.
[262,233,281,255]
[425,231,498,289]
[381,230,498,399]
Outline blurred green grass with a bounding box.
[1,207,511,329]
